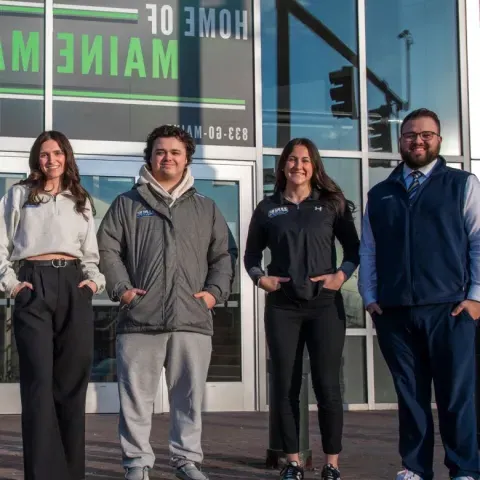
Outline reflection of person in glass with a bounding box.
[244,138,360,480]
[359,109,480,480]
[0,131,105,480]
[97,125,234,480]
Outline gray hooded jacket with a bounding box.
[97,166,234,335]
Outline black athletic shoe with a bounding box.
[280,462,304,480]
[321,464,341,480]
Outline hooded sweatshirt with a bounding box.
[137,165,194,207]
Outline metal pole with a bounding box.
[398,30,413,110]
[406,38,411,110]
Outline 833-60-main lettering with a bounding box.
[175,124,249,142]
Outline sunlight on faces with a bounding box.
[400,117,442,169]
[150,137,188,183]
[39,139,66,181]
[284,145,314,188]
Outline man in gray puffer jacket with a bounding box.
[97,125,234,480]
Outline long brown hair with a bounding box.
[19,131,95,215]
[275,138,355,215]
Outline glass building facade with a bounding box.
[0,0,477,412]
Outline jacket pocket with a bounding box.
[195,295,210,313]
[175,280,213,333]
[126,293,142,310]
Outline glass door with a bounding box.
[77,159,255,413]
[0,157,255,414]
[154,161,255,412]
[76,159,139,413]
[0,156,29,413]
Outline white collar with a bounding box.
[403,158,438,179]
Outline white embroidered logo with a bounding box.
[268,207,289,218]
[136,209,156,218]
[315,206,323,211]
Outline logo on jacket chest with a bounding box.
[136,209,157,218]
[268,207,289,218]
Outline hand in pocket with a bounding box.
[12,282,33,298]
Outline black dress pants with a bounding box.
[13,261,94,480]
[265,289,346,454]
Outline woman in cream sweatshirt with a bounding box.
[0,130,105,480]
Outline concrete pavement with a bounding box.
[0,411,452,479]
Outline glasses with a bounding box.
[401,131,440,142]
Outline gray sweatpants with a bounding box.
[116,332,212,469]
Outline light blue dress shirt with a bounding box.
[359,160,480,306]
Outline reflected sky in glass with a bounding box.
[366,0,460,154]
[261,0,359,150]
[261,0,461,156]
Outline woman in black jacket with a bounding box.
[244,138,360,480]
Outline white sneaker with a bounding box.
[396,470,423,480]
[451,477,475,480]
[125,467,149,480]
[176,462,209,480]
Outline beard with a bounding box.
[400,143,441,169]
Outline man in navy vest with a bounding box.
[359,108,480,480]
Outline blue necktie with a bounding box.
[408,171,422,201]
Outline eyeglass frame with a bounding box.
[400,131,441,142]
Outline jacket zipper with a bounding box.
[394,179,415,304]
[406,175,430,304]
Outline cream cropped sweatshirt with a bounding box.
[0,184,105,296]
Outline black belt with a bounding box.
[19,259,80,268]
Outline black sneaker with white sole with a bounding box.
[280,461,304,480]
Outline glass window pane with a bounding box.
[473,161,480,180]
[341,336,367,403]
[262,0,360,149]
[322,158,363,328]
[322,157,361,230]
[90,306,118,382]
[0,304,19,383]
[80,175,135,231]
[52,0,255,145]
[0,2,45,137]
[366,0,460,155]
[0,174,26,302]
[195,180,241,382]
[0,173,26,197]
[369,159,400,188]
[309,336,367,404]
[263,155,276,197]
[80,175,136,382]
[447,163,462,170]
[0,175,28,383]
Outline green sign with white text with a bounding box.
[0,0,254,145]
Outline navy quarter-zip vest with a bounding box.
[368,157,471,307]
